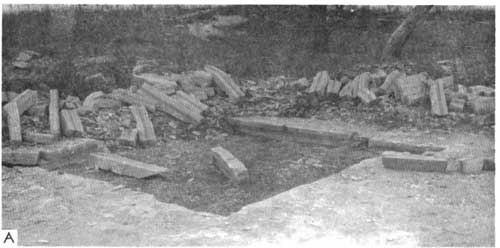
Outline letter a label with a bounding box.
[1,230,17,247]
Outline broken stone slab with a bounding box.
[190,70,214,88]
[82,91,105,108]
[132,58,159,75]
[91,153,167,179]
[118,129,138,147]
[448,97,466,112]
[308,71,331,95]
[135,88,162,107]
[339,79,358,98]
[190,88,209,101]
[175,90,208,112]
[2,147,40,165]
[436,75,454,89]
[368,138,445,154]
[141,83,202,124]
[468,96,495,114]
[3,102,22,143]
[355,72,372,91]
[23,132,57,144]
[382,151,448,172]
[130,105,156,146]
[39,138,108,162]
[394,73,427,105]
[468,85,494,97]
[429,79,448,116]
[170,94,204,117]
[130,89,160,107]
[133,73,177,94]
[110,88,156,112]
[357,88,377,104]
[49,89,61,136]
[459,158,486,174]
[4,89,38,115]
[176,90,208,111]
[87,97,122,110]
[326,79,342,95]
[204,65,245,101]
[60,109,85,137]
[229,116,360,147]
[289,77,310,89]
[483,157,495,171]
[210,146,249,183]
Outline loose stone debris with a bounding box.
[91,153,167,178]
[3,102,22,142]
[229,116,361,147]
[308,70,331,96]
[468,96,494,114]
[7,89,38,115]
[210,146,249,183]
[429,79,448,116]
[130,105,156,146]
[448,98,465,112]
[60,109,85,137]
[205,65,245,101]
[49,89,61,136]
[133,73,177,94]
[1,55,494,192]
[23,132,57,144]
[118,128,139,147]
[394,73,427,105]
[382,151,448,172]
[2,146,40,165]
[460,157,496,174]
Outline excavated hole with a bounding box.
[57,134,380,216]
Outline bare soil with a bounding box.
[54,134,377,215]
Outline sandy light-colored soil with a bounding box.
[1,123,494,246]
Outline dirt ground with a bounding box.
[55,135,377,216]
[1,123,494,246]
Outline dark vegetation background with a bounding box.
[2,5,495,98]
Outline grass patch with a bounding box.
[2,5,494,97]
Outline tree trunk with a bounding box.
[382,5,433,60]
[309,5,329,53]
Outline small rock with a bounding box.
[13,61,30,69]
[168,121,178,129]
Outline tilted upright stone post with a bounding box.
[130,105,156,146]
[429,79,448,116]
[49,89,61,136]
